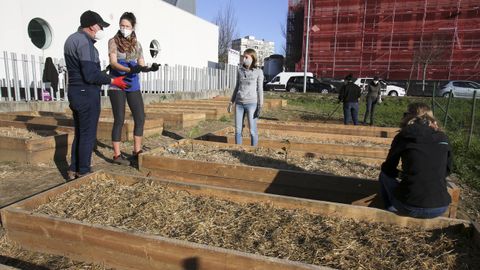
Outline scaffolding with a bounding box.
[288,0,480,80]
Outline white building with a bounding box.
[231,36,275,67]
[0,0,217,68]
[227,49,240,66]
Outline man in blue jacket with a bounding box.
[64,10,130,180]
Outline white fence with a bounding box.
[0,51,237,102]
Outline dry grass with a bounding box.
[33,175,480,270]
[0,127,54,139]
[157,143,380,179]
[0,229,108,270]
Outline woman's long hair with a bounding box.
[114,12,137,54]
[400,102,439,130]
[243,48,258,70]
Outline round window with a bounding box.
[28,18,53,49]
[150,40,161,58]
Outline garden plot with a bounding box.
[199,127,390,160]
[2,172,478,270]
[0,111,163,141]
[99,109,205,129]
[169,98,285,110]
[0,120,72,164]
[139,140,459,218]
[212,96,288,108]
[145,104,228,120]
[258,120,399,138]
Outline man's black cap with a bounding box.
[80,10,110,28]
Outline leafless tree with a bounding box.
[280,15,287,56]
[213,0,238,64]
[414,37,448,92]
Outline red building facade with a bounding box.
[287,0,480,80]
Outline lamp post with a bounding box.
[303,0,312,93]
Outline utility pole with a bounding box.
[303,0,312,93]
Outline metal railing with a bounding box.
[0,51,237,102]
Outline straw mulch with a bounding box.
[0,127,53,139]
[34,176,480,270]
[158,143,381,179]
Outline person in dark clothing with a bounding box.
[379,103,452,219]
[338,74,361,125]
[363,76,382,125]
[42,57,59,101]
[64,10,130,180]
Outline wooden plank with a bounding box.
[145,108,221,120]
[212,96,287,108]
[257,120,399,138]
[99,110,206,129]
[168,100,279,110]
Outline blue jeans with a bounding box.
[235,102,258,146]
[379,172,448,219]
[363,97,377,125]
[343,102,359,125]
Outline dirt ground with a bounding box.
[0,105,479,269]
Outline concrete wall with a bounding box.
[0,89,233,113]
[0,0,217,67]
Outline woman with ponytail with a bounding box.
[108,12,157,166]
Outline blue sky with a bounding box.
[196,0,289,54]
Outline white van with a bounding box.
[265,72,314,91]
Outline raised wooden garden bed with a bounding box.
[99,109,206,129]
[0,111,163,141]
[257,120,399,138]
[201,126,392,146]
[0,120,72,164]
[212,96,288,108]
[139,140,460,218]
[169,99,283,110]
[1,171,477,270]
[199,127,390,160]
[145,107,225,120]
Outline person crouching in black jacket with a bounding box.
[379,102,452,218]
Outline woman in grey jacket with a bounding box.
[228,48,264,146]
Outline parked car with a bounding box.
[437,80,480,98]
[286,76,335,93]
[265,72,314,91]
[354,77,406,96]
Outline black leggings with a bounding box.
[108,90,145,142]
